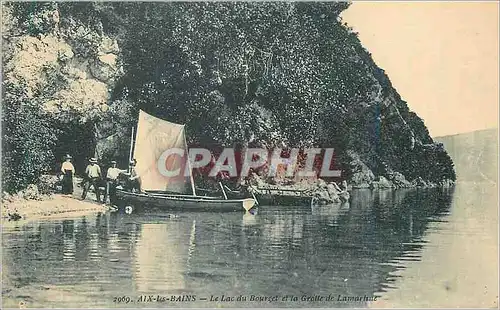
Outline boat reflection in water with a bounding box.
[242,211,258,227]
[134,219,196,293]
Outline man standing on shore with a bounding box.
[103,160,127,205]
[82,157,102,202]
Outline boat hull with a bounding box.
[116,190,255,212]
[254,193,314,206]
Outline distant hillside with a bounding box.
[435,128,498,183]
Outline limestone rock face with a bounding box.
[58,43,74,62]
[5,35,65,97]
[3,4,122,124]
[305,179,343,204]
[389,172,412,188]
[371,176,392,189]
[411,176,435,188]
[98,37,120,55]
[90,53,121,84]
[347,151,375,188]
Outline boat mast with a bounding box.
[128,126,135,173]
[183,131,197,196]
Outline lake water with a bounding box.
[2,183,497,308]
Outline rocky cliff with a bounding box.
[2,2,455,192]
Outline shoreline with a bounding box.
[1,178,455,225]
[2,194,109,225]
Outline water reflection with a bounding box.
[134,221,195,293]
[2,187,458,308]
[242,213,258,227]
[311,202,350,226]
[62,220,75,262]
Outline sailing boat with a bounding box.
[115,110,256,212]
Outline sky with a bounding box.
[341,1,499,137]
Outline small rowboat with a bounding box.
[116,189,255,212]
[250,186,315,206]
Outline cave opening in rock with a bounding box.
[52,121,96,175]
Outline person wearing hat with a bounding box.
[103,160,127,205]
[127,159,142,193]
[60,154,75,195]
[82,157,102,202]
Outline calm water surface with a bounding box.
[3,184,489,308]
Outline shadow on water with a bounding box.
[2,187,455,308]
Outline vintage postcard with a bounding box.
[1,1,498,309]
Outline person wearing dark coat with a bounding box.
[61,154,75,195]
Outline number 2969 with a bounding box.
[113,296,132,303]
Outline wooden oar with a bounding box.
[219,182,228,200]
[251,191,259,206]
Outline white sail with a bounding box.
[134,110,194,194]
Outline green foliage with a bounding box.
[8,2,58,36]
[106,2,363,146]
[2,81,59,192]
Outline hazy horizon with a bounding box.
[433,126,498,139]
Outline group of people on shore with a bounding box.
[60,155,141,205]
